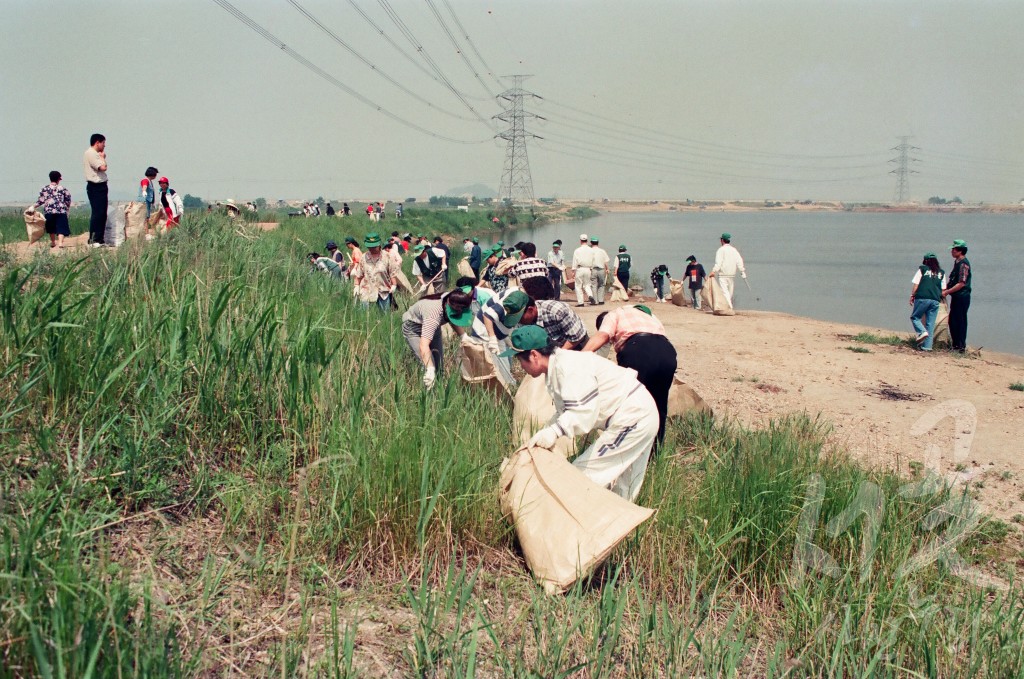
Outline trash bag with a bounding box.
[669,278,687,306]
[513,375,576,457]
[499,446,655,594]
[459,336,514,395]
[702,277,734,316]
[932,301,951,349]
[395,270,416,294]
[24,207,45,244]
[667,375,713,419]
[124,202,148,239]
[457,257,475,279]
[104,203,126,247]
[610,277,630,302]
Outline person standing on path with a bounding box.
[469,237,483,280]
[583,304,677,450]
[572,234,596,306]
[83,133,108,247]
[547,240,565,297]
[941,239,972,353]
[590,236,611,304]
[909,253,944,351]
[650,265,671,303]
[614,244,632,293]
[708,232,746,307]
[351,232,399,311]
[506,325,659,501]
[683,255,706,309]
[34,171,72,249]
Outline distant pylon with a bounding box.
[889,136,920,204]
[495,75,542,206]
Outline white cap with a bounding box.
[579,233,588,241]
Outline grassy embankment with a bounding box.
[1,209,1022,677]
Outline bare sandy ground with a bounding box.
[569,295,1024,520]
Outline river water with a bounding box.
[505,210,1022,355]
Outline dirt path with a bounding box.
[570,295,1024,520]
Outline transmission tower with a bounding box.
[495,75,542,206]
[889,136,920,203]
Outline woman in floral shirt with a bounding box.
[34,170,72,248]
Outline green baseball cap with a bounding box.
[501,290,530,325]
[686,255,696,262]
[634,304,653,316]
[472,237,479,244]
[618,244,627,251]
[923,252,937,259]
[445,303,473,327]
[590,236,600,243]
[499,325,550,357]
[363,232,382,248]
[721,232,731,241]
[496,241,505,247]
[413,244,426,253]
[952,239,968,251]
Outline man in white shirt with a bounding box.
[589,236,611,304]
[708,232,746,307]
[571,233,596,307]
[503,325,658,501]
[546,240,565,297]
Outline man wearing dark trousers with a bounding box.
[583,305,678,451]
[942,239,972,353]
[83,133,108,247]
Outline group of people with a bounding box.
[362,201,402,221]
[909,239,972,353]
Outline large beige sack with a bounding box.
[564,267,576,291]
[457,257,474,279]
[512,375,576,457]
[395,270,415,294]
[931,301,951,349]
[459,336,513,396]
[702,277,735,316]
[24,207,45,244]
[669,278,687,306]
[124,202,147,239]
[610,277,630,302]
[499,446,655,594]
[667,375,713,419]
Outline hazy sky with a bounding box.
[3,0,1022,203]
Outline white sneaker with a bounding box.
[145,234,155,241]
[90,243,102,249]
[916,331,929,342]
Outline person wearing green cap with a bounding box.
[941,239,972,352]
[590,236,611,304]
[708,232,746,307]
[572,234,596,306]
[401,288,473,390]
[649,264,671,303]
[411,242,448,294]
[546,240,565,295]
[683,255,706,309]
[351,232,400,311]
[613,244,632,292]
[481,247,511,294]
[502,325,659,501]
[909,253,945,351]
[468,237,483,279]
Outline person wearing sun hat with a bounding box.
[351,232,399,311]
[708,232,746,308]
[476,289,531,355]
[941,239,972,352]
[411,242,448,293]
[503,325,659,501]
[401,287,474,390]
[909,252,945,351]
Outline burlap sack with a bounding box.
[564,267,576,292]
[667,375,713,419]
[499,446,655,594]
[931,301,951,349]
[459,336,513,396]
[124,202,147,239]
[24,207,45,244]
[610,277,630,302]
[669,278,687,306]
[457,257,475,279]
[395,270,415,294]
[512,375,576,457]
[702,277,735,316]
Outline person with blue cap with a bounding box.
[503,325,658,501]
[941,239,972,352]
[708,232,746,307]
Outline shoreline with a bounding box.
[550,199,1024,215]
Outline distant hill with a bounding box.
[445,184,496,199]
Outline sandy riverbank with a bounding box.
[550,199,1024,215]
[567,294,1024,520]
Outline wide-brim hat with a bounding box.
[413,244,426,254]
[499,325,550,357]
[364,232,382,248]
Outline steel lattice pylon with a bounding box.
[495,75,542,207]
[889,135,920,204]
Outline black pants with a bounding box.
[948,294,970,352]
[616,333,677,450]
[617,271,630,290]
[86,181,108,244]
[548,267,562,295]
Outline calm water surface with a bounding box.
[506,210,1023,355]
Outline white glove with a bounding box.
[441,264,448,271]
[388,284,397,294]
[486,338,500,355]
[741,272,747,279]
[527,427,559,449]
[423,366,436,390]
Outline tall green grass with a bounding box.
[1,212,1020,676]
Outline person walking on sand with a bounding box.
[505,325,659,501]
[547,240,565,297]
[683,255,706,309]
[708,232,746,307]
[590,236,611,304]
[909,252,944,351]
[650,264,671,303]
[34,171,72,249]
[941,239,972,353]
[83,133,108,247]
[351,232,399,311]
[572,234,596,307]
[613,244,632,292]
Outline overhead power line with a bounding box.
[208,0,490,144]
[439,0,507,91]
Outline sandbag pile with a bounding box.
[23,207,45,244]
[701,277,735,316]
[512,374,576,457]
[499,446,655,594]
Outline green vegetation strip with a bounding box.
[1,211,1021,676]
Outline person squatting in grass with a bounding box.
[909,252,945,351]
[158,176,184,230]
[505,325,659,501]
[34,170,71,249]
[584,305,677,450]
[351,232,399,311]
[401,288,474,390]
[307,252,344,278]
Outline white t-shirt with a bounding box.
[83,148,107,183]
